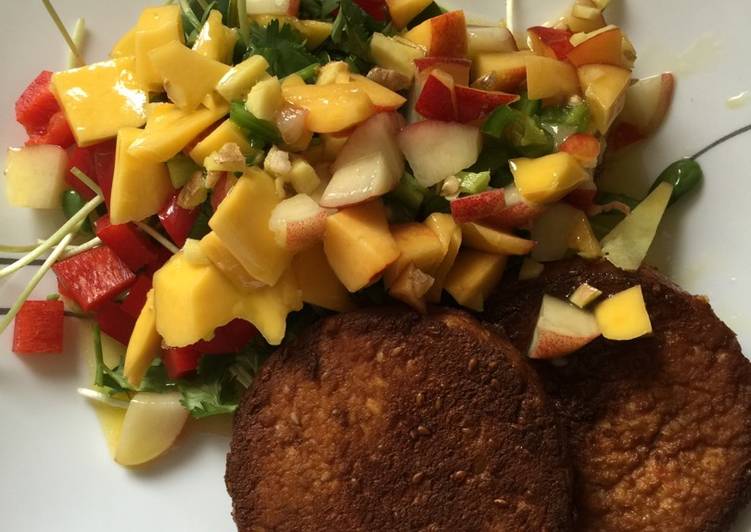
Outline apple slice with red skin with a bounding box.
[455,86,519,123]
[415,69,457,121]
[450,189,506,224]
[481,184,546,229]
[245,0,299,16]
[414,57,472,86]
[527,26,574,60]
[398,120,482,187]
[321,112,405,208]
[528,294,601,359]
[269,194,333,252]
[404,10,468,58]
[559,133,600,168]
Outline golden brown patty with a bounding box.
[226,308,574,532]
[483,258,751,532]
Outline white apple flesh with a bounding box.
[528,295,601,359]
[269,194,332,252]
[467,26,518,56]
[618,72,675,136]
[245,0,299,16]
[320,112,405,208]
[398,120,482,187]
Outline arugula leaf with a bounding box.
[247,20,321,78]
[331,0,379,63]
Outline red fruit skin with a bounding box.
[528,26,574,60]
[195,319,258,355]
[211,174,233,211]
[415,73,456,122]
[159,193,199,248]
[96,302,136,346]
[454,86,519,123]
[92,140,117,208]
[144,246,173,277]
[354,0,387,20]
[26,111,75,149]
[450,189,507,224]
[559,133,600,167]
[94,215,159,272]
[15,71,59,134]
[121,275,154,319]
[12,300,65,354]
[65,147,97,200]
[565,187,598,212]
[52,246,136,312]
[162,347,202,380]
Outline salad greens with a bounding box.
[246,19,320,77]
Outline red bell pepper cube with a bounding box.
[210,174,232,212]
[15,71,59,134]
[65,146,97,200]
[195,319,257,355]
[96,302,136,346]
[158,192,198,248]
[52,246,136,312]
[162,347,202,380]
[121,275,153,319]
[93,141,116,207]
[94,215,159,272]
[26,110,75,149]
[12,300,65,354]
[144,246,173,277]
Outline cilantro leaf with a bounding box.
[330,0,379,63]
[247,20,321,78]
[299,0,340,20]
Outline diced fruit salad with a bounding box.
[1,0,703,465]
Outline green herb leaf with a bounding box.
[331,0,378,63]
[229,101,283,146]
[457,171,491,195]
[299,0,340,20]
[61,190,92,233]
[247,19,321,78]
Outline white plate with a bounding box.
[1,1,750,531]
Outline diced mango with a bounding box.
[510,152,589,204]
[292,244,355,312]
[424,213,462,303]
[389,264,435,313]
[246,77,282,122]
[153,252,302,346]
[444,250,508,311]
[386,0,434,29]
[461,223,536,256]
[209,169,292,287]
[123,290,162,387]
[200,232,264,292]
[317,61,350,86]
[134,5,184,91]
[384,223,444,287]
[4,145,68,209]
[111,26,136,58]
[349,74,407,110]
[149,41,230,110]
[568,211,602,259]
[370,33,425,80]
[472,51,532,91]
[283,83,375,133]
[525,55,580,100]
[578,64,631,133]
[51,57,147,147]
[193,10,236,63]
[594,285,653,340]
[323,200,400,292]
[128,103,229,163]
[189,119,254,165]
[288,158,321,194]
[216,55,270,102]
[110,128,174,224]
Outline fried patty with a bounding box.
[483,258,751,532]
[226,308,573,531]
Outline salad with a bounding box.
[1,0,701,466]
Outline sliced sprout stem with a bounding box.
[135,222,180,254]
[70,167,103,198]
[0,195,103,279]
[60,237,102,260]
[67,18,86,68]
[41,0,85,67]
[77,387,130,409]
[0,232,74,335]
[0,243,39,253]
[196,0,210,11]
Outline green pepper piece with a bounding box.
[649,158,703,205]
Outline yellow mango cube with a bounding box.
[297,20,333,49]
[383,223,444,287]
[200,232,264,292]
[246,77,282,121]
[389,263,435,313]
[209,169,292,287]
[216,55,270,102]
[386,0,434,29]
[110,127,174,224]
[111,27,136,58]
[370,33,425,80]
[51,58,147,147]
[578,64,632,134]
[594,285,653,340]
[323,200,400,292]
[292,244,355,312]
[123,290,162,387]
[149,41,230,110]
[188,119,254,165]
[444,250,508,312]
[283,83,375,133]
[193,10,236,63]
[135,5,184,91]
[510,152,589,204]
[153,252,301,346]
[128,103,228,163]
[461,222,536,256]
[424,213,462,303]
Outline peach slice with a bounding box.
[472,51,532,92]
[594,285,653,340]
[404,10,468,58]
[349,74,407,111]
[386,0,434,29]
[525,55,580,100]
[566,26,623,68]
[282,83,375,133]
[528,295,601,359]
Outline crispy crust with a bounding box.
[226,308,574,531]
[483,258,751,532]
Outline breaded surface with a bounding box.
[226,308,573,531]
[483,258,751,532]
